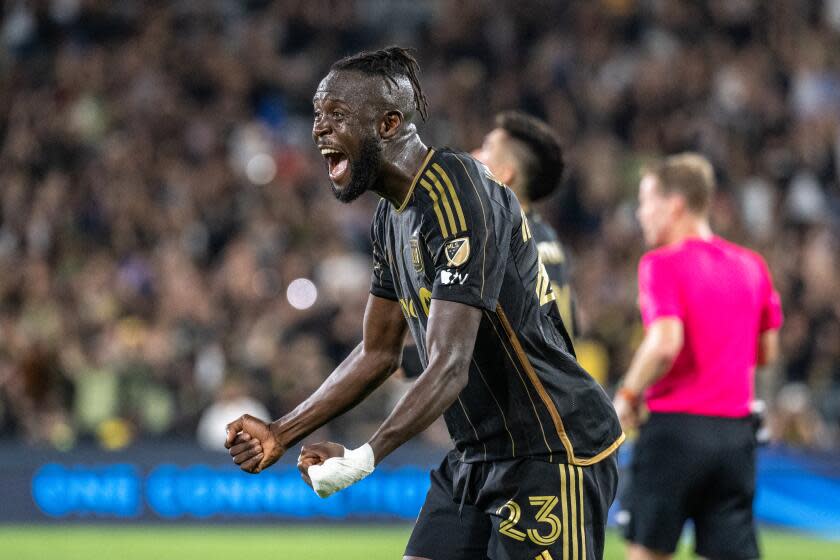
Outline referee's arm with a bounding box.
[757,329,780,366]
[614,317,683,430]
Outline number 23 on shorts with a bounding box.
[497,495,562,546]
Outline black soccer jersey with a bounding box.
[370,148,623,465]
[526,210,577,339]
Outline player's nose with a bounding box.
[312,118,332,142]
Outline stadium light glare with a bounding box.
[246,153,277,185]
[286,278,317,310]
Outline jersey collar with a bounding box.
[395,148,436,213]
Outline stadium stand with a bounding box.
[0,1,838,453]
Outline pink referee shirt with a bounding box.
[638,236,783,417]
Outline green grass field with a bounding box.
[0,525,836,559]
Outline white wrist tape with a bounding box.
[308,444,375,498]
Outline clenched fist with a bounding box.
[225,414,286,474]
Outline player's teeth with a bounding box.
[320,148,341,156]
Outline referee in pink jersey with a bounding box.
[614,153,783,560]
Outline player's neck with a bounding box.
[375,136,429,207]
[666,216,713,246]
[511,182,530,211]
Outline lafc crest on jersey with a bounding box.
[444,237,470,267]
[410,237,424,273]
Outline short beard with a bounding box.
[331,135,382,204]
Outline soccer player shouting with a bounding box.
[225,47,623,560]
[614,154,783,560]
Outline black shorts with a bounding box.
[406,450,618,560]
[621,413,759,559]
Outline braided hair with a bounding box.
[331,46,429,122]
[496,111,565,202]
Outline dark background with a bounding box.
[0,1,838,458]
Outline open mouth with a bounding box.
[320,147,349,184]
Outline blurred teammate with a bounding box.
[398,111,576,382]
[474,111,576,337]
[225,47,623,559]
[613,154,783,560]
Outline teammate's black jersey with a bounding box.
[526,210,577,339]
[370,148,623,465]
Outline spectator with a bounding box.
[197,378,270,451]
[0,1,837,449]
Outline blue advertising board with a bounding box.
[31,462,428,520]
[4,441,840,538]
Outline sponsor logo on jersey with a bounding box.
[440,269,469,286]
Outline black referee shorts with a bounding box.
[621,413,759,559]
[406,450,618,560]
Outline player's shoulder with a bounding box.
[640,243,682,267]
[526,210,560,243]
[713,236,772,276]
[422,148,506,195]
[638,241,692,284]
[412,149,489,219]
[373,196,392,224]
[431,147,474,176]
[713,235,762,259]
[371,197,395,242]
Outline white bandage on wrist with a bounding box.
[307,444,375,498]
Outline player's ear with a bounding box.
[669,193,687,216]
[379,111,403,139]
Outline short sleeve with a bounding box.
[758,259,783,332]
[421,158,509,311]
[638,254,682,326]
[369,206,398,301]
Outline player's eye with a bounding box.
[332,111,344,120]
[313,109,322,119]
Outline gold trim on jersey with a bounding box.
[521,208,533,242]
[472,359,518,456]
[577,466,586,560]
[457,396,488,461]
[536,256,557,307]
[418,178,451,237]
[569,464,578,558]
[558,465,586,560]
[454,155,488,298]
[417,164,469,239]
[496,305,625,466]
[431,163,467,231]
[424,170,458,234]
[572,433,625,466]
[537,240,565,265]
[485,309,554,461]
[396,148,436,213]
[559,465,570,560]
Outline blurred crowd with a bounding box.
[0,0,838,452]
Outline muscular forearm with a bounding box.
[621,318,683,397]
[367,357,468,464]
[270,342,400,448]
[364,301,481,464]
[622,336,674,394]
